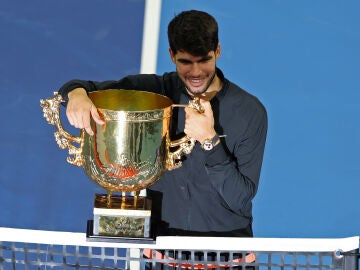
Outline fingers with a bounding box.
[184,99,215,143]
[66,94,105,136]
[185,99,212,118]
[198,99,213,117]
[66,104,93,135]
[90,106,105,126]
[83,108,94,136]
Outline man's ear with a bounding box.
[169,48,176,63]
[215,44,221,60]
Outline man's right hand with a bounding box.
[66,88,105,135]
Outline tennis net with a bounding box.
[0,226,358,269]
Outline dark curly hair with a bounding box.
[167,10,219,56]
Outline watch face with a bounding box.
[203,141,213,151]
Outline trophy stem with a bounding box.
[121,192,126,209]
[133,191,140,209]
[106,191,112,208]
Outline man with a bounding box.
[58,10,267,239]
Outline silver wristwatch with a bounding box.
[201,134,219,151]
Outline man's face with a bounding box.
[169,45,220,96]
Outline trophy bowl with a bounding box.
[40,89,200,240]
[40,89,197,192]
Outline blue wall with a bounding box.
[0,0,145,232]
[157,0,360,238]
[1,0,359,238]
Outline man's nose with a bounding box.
[189,63,201,76]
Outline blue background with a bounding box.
[0,0,359,238]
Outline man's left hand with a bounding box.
[184,99,217,144]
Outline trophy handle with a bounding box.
[167,97,204,169]
[40,92,83,166]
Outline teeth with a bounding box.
[190,79,202,83]
[187,77,204,88]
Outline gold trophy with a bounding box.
[40,89,202,242]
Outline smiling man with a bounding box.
[170,49,221,96]
[58,10,267,239]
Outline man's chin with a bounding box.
[185,86,208,96]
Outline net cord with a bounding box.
[0,227,358,253]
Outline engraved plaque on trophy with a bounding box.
[93,194,152,238]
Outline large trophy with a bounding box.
[40,89,202,242]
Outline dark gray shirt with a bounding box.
[59,68,267,237]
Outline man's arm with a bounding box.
[184,96,267,215]
[57,74,164,135]
[184,97,267,215]
[204,105,268,216]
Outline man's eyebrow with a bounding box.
[177,58,193,63]
[201,55,213,61]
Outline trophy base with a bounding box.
[86,220,156,244]
[92,193,153,240]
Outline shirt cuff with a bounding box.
[58,81,89,103]
[204,143,229,167]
